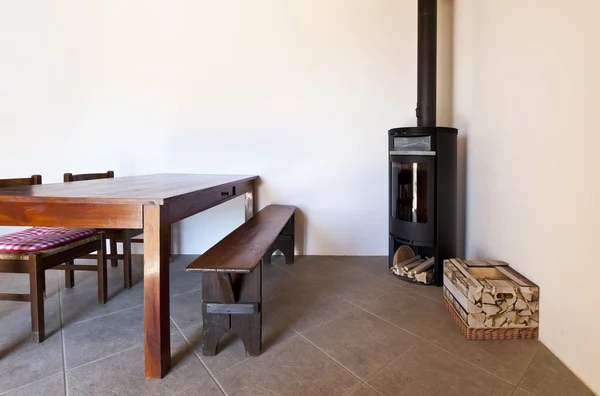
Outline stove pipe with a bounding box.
[416,0,437,127]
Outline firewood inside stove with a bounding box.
[390,247,435,284]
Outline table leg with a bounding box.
[143,205,171,379]
[245,184,255,221]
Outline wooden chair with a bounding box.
[0,175,107,342]
[63,170,143,289]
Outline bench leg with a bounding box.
[263,241,293,264]
[262,246,276,264]
[232,312,261,356]
[202,312,231,356]
[231,264,262,356]
[201,273,231,356]
[201,267,262,356]
[263,213,295,265]
[278,236,294,265]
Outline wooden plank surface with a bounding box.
[0,174,257,205]
[187,205,295,273]
[0,202,143,228]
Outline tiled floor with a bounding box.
[0,255,595,396]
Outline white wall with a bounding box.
[2,0,598,390]
[453,1,600,393]
[0,0,420,255]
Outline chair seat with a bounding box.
[0,227,98,256]
[0,234,102,261]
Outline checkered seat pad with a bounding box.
[0,227,98,253]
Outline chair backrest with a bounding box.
[0,174,42,188]
[64,170,114,182]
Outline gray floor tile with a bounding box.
[303,308,418,379]
[175,378,225,396]
[361,287,446,337]
[0,297,63,394]
[367,341,514,396]
[357,256,414,287]
[0,273,31,296]
[512,389,533,396]
[185,328,250,376]
[0,336,64,394]
[517,345,595,396]
[427,315,541,385]
[181,311,297,376]
[325,255,385,269]
[0,271,60,324]
[169,255,202,296]
[215,336,361,396]
[59,265,144,326]
[313,270,402,306]
[66,333,210,396]
[0,302,25,334]
[262,260,312,300]
[0,294,61,345]
[342,255,387,267]
[62,305,144,369]
[132,255,203,297]
[400,281,444,302]
[264,284,356,334]
[259,310,299,351]
[1,373,65,396]
[170,268,203,297]
[0,270,60,300]
[350,385,381,396]
[170,289,203,331]
[274,255,361,283]
[131,254,144,275]
[57,259,134,289]
[0,254,594,396]
[358,258,445,297]
[352,256,395,279]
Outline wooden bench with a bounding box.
[185,204,295,356]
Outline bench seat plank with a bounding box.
[186,205,295,273]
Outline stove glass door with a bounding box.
[391,161,429,223]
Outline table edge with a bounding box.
[0,175,258,205]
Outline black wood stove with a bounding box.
[388,0,457,286]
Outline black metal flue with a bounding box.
[416,0,437,127]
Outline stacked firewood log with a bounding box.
[443,258,539,328]
[390,246,435,284]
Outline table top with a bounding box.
[0,173,257,205]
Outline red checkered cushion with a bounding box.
[0,227,98,253]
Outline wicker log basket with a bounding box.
[443,258,539,340]
[444,297,539,340]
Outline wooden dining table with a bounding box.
[0,173,258,379]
